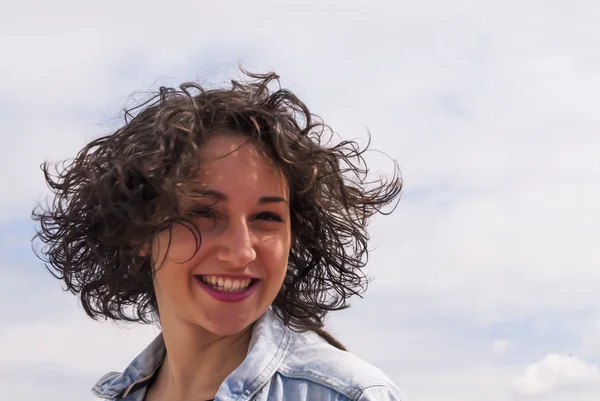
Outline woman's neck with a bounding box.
[147,319,253,401]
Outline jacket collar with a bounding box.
[92,309,291,400]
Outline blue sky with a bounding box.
[1,1,600,400]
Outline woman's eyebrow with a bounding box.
[198,188,227,201]
[258,196,288,205]
[198,189,288,205]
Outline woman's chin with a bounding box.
[203,322,253,337]
[197,312,258,337]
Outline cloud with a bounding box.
[493,339,509,356]
[513,354,600,396]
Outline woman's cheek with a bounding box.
[163,225,210,264]
[261,232,290,259]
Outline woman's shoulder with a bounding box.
[274,330,404,401]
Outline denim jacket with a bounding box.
[92,309,404,401]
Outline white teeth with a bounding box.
[200,276,253,292]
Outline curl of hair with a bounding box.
[32,69,402,339]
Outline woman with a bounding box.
[33,70,404,400]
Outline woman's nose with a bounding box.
[216,217,257,267]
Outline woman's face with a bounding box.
[150,134,292,336]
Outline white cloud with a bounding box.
[0,313,158,377]
[493,339,509,356]
[513,354,600,396]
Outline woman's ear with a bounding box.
[136,240,151,257]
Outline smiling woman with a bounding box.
[32,69,404,401]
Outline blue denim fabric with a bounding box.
[92,309,404,401]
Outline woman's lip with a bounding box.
[194,274,259,280]
[194,276,260,303]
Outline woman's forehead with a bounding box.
[194,134,289,199]
[198,135,265,161]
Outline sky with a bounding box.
[1,1,599,400]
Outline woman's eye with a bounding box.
[190,209,216,219]
[255,212,283,222]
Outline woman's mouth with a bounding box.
[194,275,260,303]
[197,275,254,292]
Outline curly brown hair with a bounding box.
[32,69,402,341]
